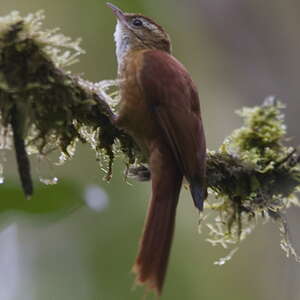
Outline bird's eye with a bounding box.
[132,18,143,27]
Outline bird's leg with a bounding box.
[128,164,151,181]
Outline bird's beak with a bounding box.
[106,3,127,24]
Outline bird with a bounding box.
[107,3,207,295]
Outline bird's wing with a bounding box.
[137,50,206,183]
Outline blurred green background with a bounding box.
[0,0,300,299]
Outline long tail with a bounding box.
[132,146,182,294]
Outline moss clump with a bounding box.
[0,11,138,192]
[205,97,300,263]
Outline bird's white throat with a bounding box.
[114,21,132,70]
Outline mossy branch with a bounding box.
[0,11,299,263]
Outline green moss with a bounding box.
[206,97,300,262]
[0,11,135,183]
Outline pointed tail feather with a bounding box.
[132,147,182,294]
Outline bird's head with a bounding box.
[107,3,171,64]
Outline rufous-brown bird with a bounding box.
[107,3,207,295]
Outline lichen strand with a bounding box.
[0,11,137,183]
[206,98,300,262]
